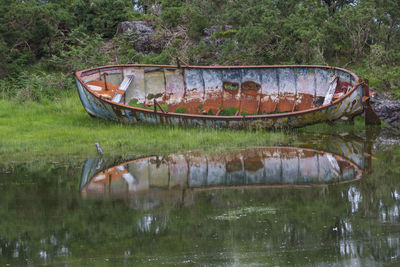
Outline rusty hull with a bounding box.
[75,64,368,129]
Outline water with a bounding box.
[1,133,400,266]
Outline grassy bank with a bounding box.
[1,89,383,164]
[0,92,289,163]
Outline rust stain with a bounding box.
[86,80,119,99]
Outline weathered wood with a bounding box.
[363,79,381,125]
[154,99,166,113]
[322,75,338,105]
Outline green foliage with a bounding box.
[0,0,75,76]
[186,7,209,40]
[72,0,138,38]
[2,0,400,100]
[207,109,215,115]
[47,29,111,72]
[240,109,258,116]
[115,35,144,64]
[0,71,73,102]
[128,98,153,110]
[175,106,187,113]
[219,106,238,116]
[128,98,169,111]
[213,29,238,39]
[352,43,400,99]
[161,0,185,28]
[224,83,239,91]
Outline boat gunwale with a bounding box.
[75,64,362,120]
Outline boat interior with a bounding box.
[77,65,357,115]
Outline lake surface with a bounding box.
[1,131,400,266]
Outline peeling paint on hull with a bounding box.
[75,64,365,129]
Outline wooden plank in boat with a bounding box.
[203,69,223,114]
[277,68,296,112]
[165,69,185,111]
[145,70,165,105]
[184,69,204,114]
[259,69,279,114]
[240,69,262,114]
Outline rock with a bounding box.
[370,92,400,125]
[202,25,219,37]
[118,21,161,53]
[201,25,233,46]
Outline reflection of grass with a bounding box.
[300,116,366,134]
[0,93,287,163]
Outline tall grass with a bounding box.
[0,93,288,163]
[0,71,73,102]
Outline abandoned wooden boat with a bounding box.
[74,62,380,129]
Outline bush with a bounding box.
[47,29,111,72]
[72,0,137,38]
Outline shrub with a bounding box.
[47,30,111,72]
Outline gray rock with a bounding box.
[201,25,233,46]
[202,26,219,37]
[370,93,400,125]
[118,21,160,53]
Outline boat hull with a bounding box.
[75,65,365,129]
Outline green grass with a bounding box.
[0,92,288,163]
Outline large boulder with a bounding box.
[370,93,400,125]
[118,21,161,53]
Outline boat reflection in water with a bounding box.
[81,138,366,208]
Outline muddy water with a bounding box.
[1,133,400,266]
